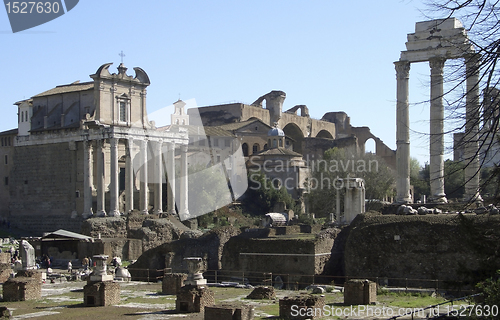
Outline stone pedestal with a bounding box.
[184,257,206,286]
[162,273,188,295]
[176,285,215,313]
[344,279,377,305]
[90,254,113,282]
[204,304,254,320]
[3,277,41,301]
[279,295,325,319]
[83,281,120,306]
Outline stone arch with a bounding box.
[364,138,376,154]
[283,123,304,154]
[316,129,334,139]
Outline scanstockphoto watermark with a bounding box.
[290,304,428,318]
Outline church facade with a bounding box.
[1,63,189,235]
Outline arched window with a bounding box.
[242,143,249,156]
[272,139,277,148]
[264,144,268,150]
[25,111,28,122]
[279,139,283,147]
[252,143,260,154]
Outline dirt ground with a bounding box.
[0,277,468,320]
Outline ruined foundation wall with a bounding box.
[221,237,333,276]
[344,214,500,287]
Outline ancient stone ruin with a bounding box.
[279,295,325,320]
[204,304,255,320]
[176,257,214,313]
[162,273,188,295]
[246,286,276,300]
[395,18,480,203]
[83,254,120,307]
[343,279,377,305]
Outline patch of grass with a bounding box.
[254,302,279,317]
[378,291,445,308]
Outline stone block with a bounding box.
[205,304,254,320]
[162,273,187,295]
[246,286,275,299]
[83,281,120,306]
[0,263,12,283]
[15,270,43,282]
[176,285,215,313]
[279,295,325,319]
[2,277,42,301]
[343,279,376,305]
[0,253,11,264]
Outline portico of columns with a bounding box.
[395,18,481,204]
[81,136,185,218]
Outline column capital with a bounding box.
[167,141,176,151]
[429,58,446,75]
[395,61,410,80]
[180,144,188,152]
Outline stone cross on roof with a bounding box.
[119,50,125,64]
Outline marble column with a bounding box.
[140,139,149,214]
[344,180,352,223]
[179,144,189,219]
[96,140,106,217]
[166,142,176,216]
[395,61,412,203]
[125,138,134,213]
[109,137,120,217]
[464,55,482,202]
[154,140,163,215]
[82,140,93,219]
[429,58,447,203]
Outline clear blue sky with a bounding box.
[0,0,458,165]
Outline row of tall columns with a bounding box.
[82,138,188,218]
[395,56,481,203]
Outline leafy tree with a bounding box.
[306,148,395,217]
[244,171,298,215]
[410,158,430,200]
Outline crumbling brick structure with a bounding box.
[279,295,325,319]
[162,273,187,295]
[2,277,41,301]
[15,270,43,282]
[0,253,10,264]
[176,285,214,313]
[204,304,254,320]
[343,279,377,305]
[246,286,276,299]
[0,264,11,283]
[83,281,120,306]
